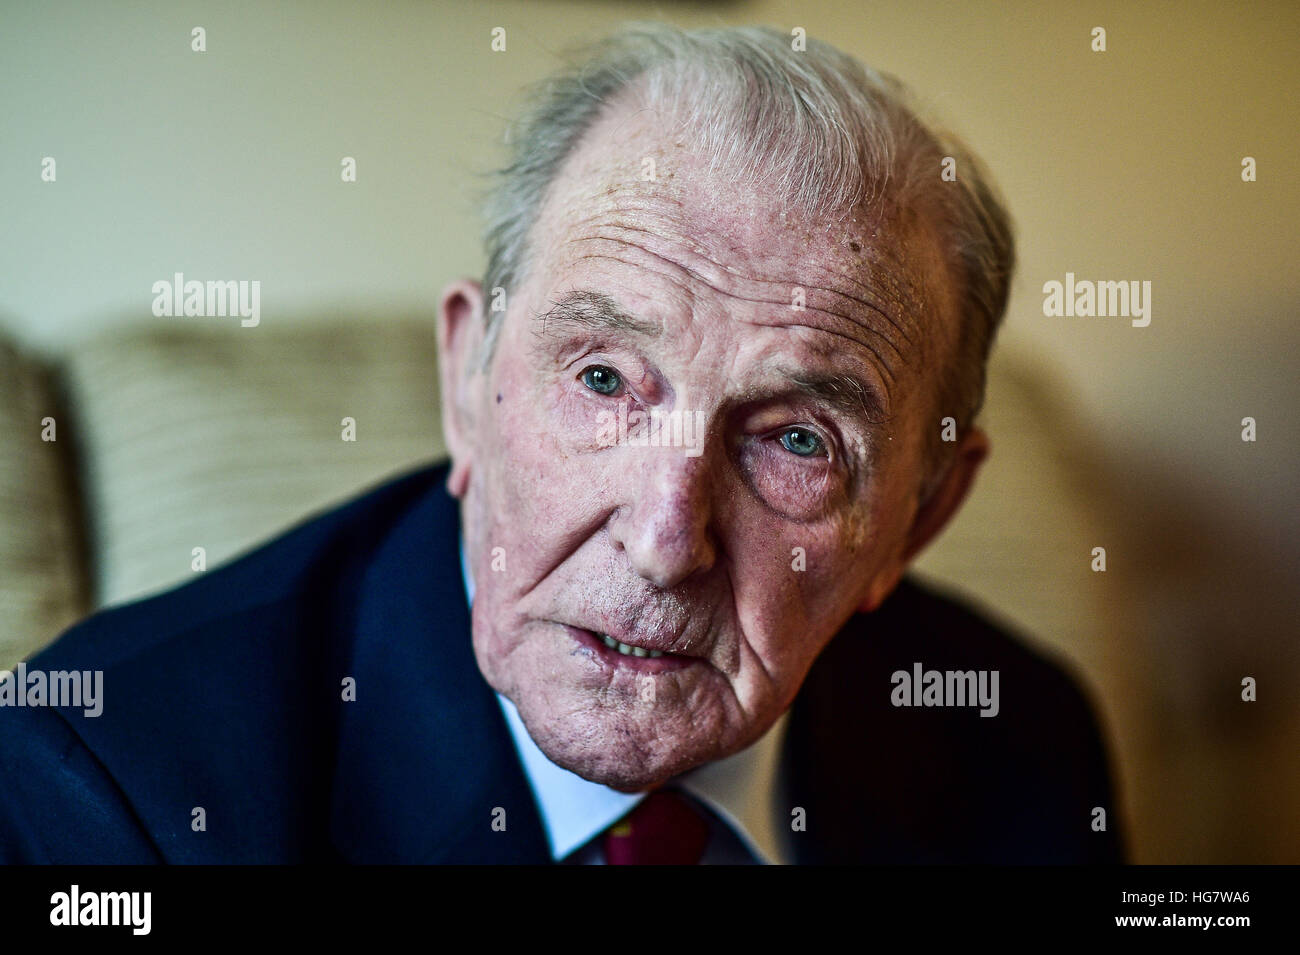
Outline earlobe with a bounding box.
[437,279,486,499]
[903,427,990,565]
[858,565,906,616]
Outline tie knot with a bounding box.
[603,789,711,865]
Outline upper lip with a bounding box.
[568,622,701,658]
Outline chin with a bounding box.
[515,693,723,791]
[531,729,689,792]
[558,758,663,793]
[471,612,757,789]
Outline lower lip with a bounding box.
[564,626,700,673]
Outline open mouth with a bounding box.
[564,625,699,672]
[595,632,666,658]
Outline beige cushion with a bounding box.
[0,340,90,668]
[60,317,445,610]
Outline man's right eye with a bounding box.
[580,365,623,396]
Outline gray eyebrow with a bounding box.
[535,290,662,338]
[533,291,886,427]
[774,367,891,429]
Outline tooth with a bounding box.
[594,631,668,658]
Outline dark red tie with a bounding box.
[603,789,711,865]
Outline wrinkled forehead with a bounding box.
[527,98,955,385]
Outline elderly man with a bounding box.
[0,25,1121,864]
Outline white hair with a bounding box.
[479,23,1015,488]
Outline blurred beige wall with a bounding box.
[3,0,1295,521]
[2,0,1296,862]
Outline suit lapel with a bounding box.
[328,471,551,864]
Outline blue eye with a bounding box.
[779,427,824,457]
[581,366,622,396]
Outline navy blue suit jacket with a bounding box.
[0,462,1124,863]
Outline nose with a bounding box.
[609,451,718,590]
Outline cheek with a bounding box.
[470,349,611,577]
[736,439,844,519]
[729,512,880,676]
[481,352,564,494]
[484,339,604,470]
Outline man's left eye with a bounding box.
[580,365,623,396]
[779,427,826,457]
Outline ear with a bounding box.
[436,278,486,499]
[901,425,990,564]
[858,426,990,613]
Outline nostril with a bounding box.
[606,489,716,588]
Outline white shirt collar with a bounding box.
[460,540,789,863]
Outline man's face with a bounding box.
[441,101,966,792]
